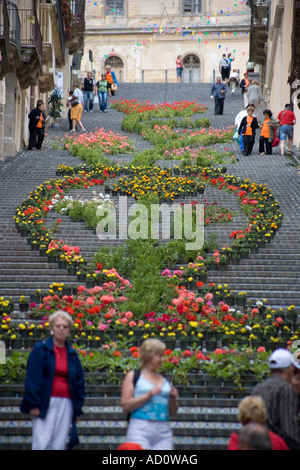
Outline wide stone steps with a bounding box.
[0,386,243,451]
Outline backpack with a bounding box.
[127,369,141,422]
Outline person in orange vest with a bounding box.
[105,65,119,97]
[238,104,259,156]
[28,100,49,151]
[259,109,278,155]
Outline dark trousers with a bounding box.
[28,127,44,150]
[242,135,255,155]
[214,97,225,115]
[68,109,72,130]
[259,136,272,154]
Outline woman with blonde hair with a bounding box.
[20,310,85,450]
[121,338,179,450]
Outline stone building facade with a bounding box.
[0,0,85,160]
[83,0,251,85]
[247,0,300,148]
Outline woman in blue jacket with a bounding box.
[20,310,85,450]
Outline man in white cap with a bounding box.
[251,348,300,450]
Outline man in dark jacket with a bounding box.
[210,76,227,115]
[251,348,300,450]
[28,100,48,150]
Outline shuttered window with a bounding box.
[183,0,202,14]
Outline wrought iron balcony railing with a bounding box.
[0,0,10,55]
[17,8,42,65]
[6,0,21,58]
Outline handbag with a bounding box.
[272,110,287,147]
[272,126,280,147]
[111,82,118,92]
[233,130,240,144]
[71,99,78,106]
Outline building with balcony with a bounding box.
[0,0,86,160]
[247,0,300,147]
[83,0,251,85]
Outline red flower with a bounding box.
[164,349,173,356]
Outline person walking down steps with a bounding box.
[28,100,49,151]
[238,105,259,156]
[210,76,227,116]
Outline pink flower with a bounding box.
[98,322,108,331]
[125,311,133,319]
[205,293,213,302]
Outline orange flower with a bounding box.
[113,350,122,357]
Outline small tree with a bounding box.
[48,88,63,120]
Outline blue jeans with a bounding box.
[83,91,94,111]
[279,125,293,141]
[98,91,108,112]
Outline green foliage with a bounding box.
[48,89,63,119]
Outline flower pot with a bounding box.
[209,262,218,271]
[236,297,246,307]
[198,273,207,282]
[86,279,95,288]
[25,338,36,349]
[47,255,57,263]
[58,260,67,269]
[218,263,228,271]
[30,294,40,304]
[231,257,240,265]
[67,265,76,276]
[225,297,235,306]
[19,329,28,339]
[11,339,23,349]
[19,303,29,312]
[31,243,40,251]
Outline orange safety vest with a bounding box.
[244,116,254,136]
[261,118,270,139]
[36,113,44,129]
[106,71,113,84]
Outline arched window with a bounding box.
[105,56,124,68]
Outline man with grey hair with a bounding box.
[210,76,227,115]
[251,348,300,450]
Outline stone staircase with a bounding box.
[1,83,300,450]
[0,379,247,450]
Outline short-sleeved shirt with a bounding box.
[219,57,230,67]
[176,58,183,69]
[277,109,296,126]
[73,87,84,105]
